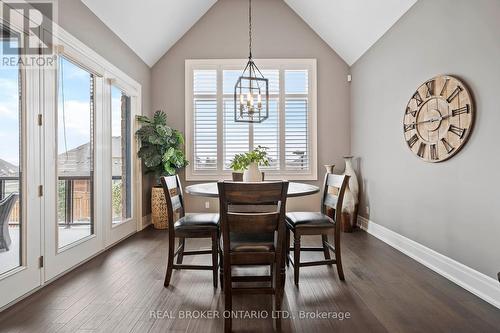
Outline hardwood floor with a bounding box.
[0,227,499,333]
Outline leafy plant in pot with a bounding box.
[229,146,269,182]
[136,111,188,229]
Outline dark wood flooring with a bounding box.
[0,227,499,333]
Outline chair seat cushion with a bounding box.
[229,233,274,252]
[286,212,334,228]
[174,213,219,230]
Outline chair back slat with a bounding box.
[321,173,349,226]
[221,181,285,205]
[323,193,339,209]
[227,212,280,234]
[160,175,185,229]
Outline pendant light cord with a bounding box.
[248,0,252,59]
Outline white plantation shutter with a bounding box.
[223,98,248,169]
[253,70,279,170]
[285,70,309,171]
[254,97,279,169]
[186,60,316,180]
[193,70,217,170]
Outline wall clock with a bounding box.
[403,75,474,162]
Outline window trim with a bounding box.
[185,59,317,181]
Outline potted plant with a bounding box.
[136,110,188,229]
[229,146,269,182]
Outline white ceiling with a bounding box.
[81,0,217,67]
[284,0,417,65]
[81,0,416,67]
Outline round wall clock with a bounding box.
[403,75,474,162]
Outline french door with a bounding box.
[0,15,141,308]
[42,35,141,280]
[0,24,42,309]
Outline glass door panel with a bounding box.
[0,39,22,276]
[56,56,94,249]
[106,84,136,246]
[0,24,42,309]
[111,86,131,225]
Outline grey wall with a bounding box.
[152,0,350,213]
[350,0,500,279]
[58,0,154,217]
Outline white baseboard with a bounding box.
[357,216,500,309]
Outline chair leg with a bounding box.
[164,235,175,287]
[176,237,185,264]
[274,262,284,332]
[211,233,218,288]
[322,234,332,264]
[285,229,290,267]
[223,259,232,333]
[293,233,301,286]
[334,231,345,281]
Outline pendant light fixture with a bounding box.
[234,0,269,123]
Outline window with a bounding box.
[185,59,317,180]
[56,55,95,249]
[111,85,132,225]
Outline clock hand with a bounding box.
[415,113,453,125]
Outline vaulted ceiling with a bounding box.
[82,0,417,67]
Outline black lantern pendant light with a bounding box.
[234,0,269,123]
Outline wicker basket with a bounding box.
[151,186,168,229]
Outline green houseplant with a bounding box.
[136,110,188,178]
[229,145,269,182]
[136,110,188,229]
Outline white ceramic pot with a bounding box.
[343,156,359,204]
[243,162,261,182]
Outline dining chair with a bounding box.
[285,173,349,285]
[218,181,289,333]
[160,175,219,288]
[0,193,19,251]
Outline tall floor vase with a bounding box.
[341,156,359,232]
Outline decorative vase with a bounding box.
[243,162,261,182]
[341,156,359,232]
[151,186,168,229]
[324,164,335,174]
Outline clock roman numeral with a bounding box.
[430,144,438,160]
[449,124,466,138]
[452,104,470,117]
[406,107,417,117]
[407,134,419,148]
[440,78,450,97]
[417,142,426,158]
[412,91,423,106]
[441,138,455,154]
[404,123,416,132]
[425,80,435,97]
[446,86,463,103]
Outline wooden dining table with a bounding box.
[185,181,320,198]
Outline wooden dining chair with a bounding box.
[160,175,219,288]
[285,173,349,285]
[218,181,289,333]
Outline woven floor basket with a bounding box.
[151,186,168,229]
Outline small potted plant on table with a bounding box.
[229,146,269,182]
[136,111,188,229]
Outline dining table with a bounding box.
[185,181,320,198]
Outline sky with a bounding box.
[0,51,123,168]
[0,41,21,166]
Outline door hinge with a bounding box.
[38,185,43,197]
[37,114,43,126]
[38,256,44,268]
